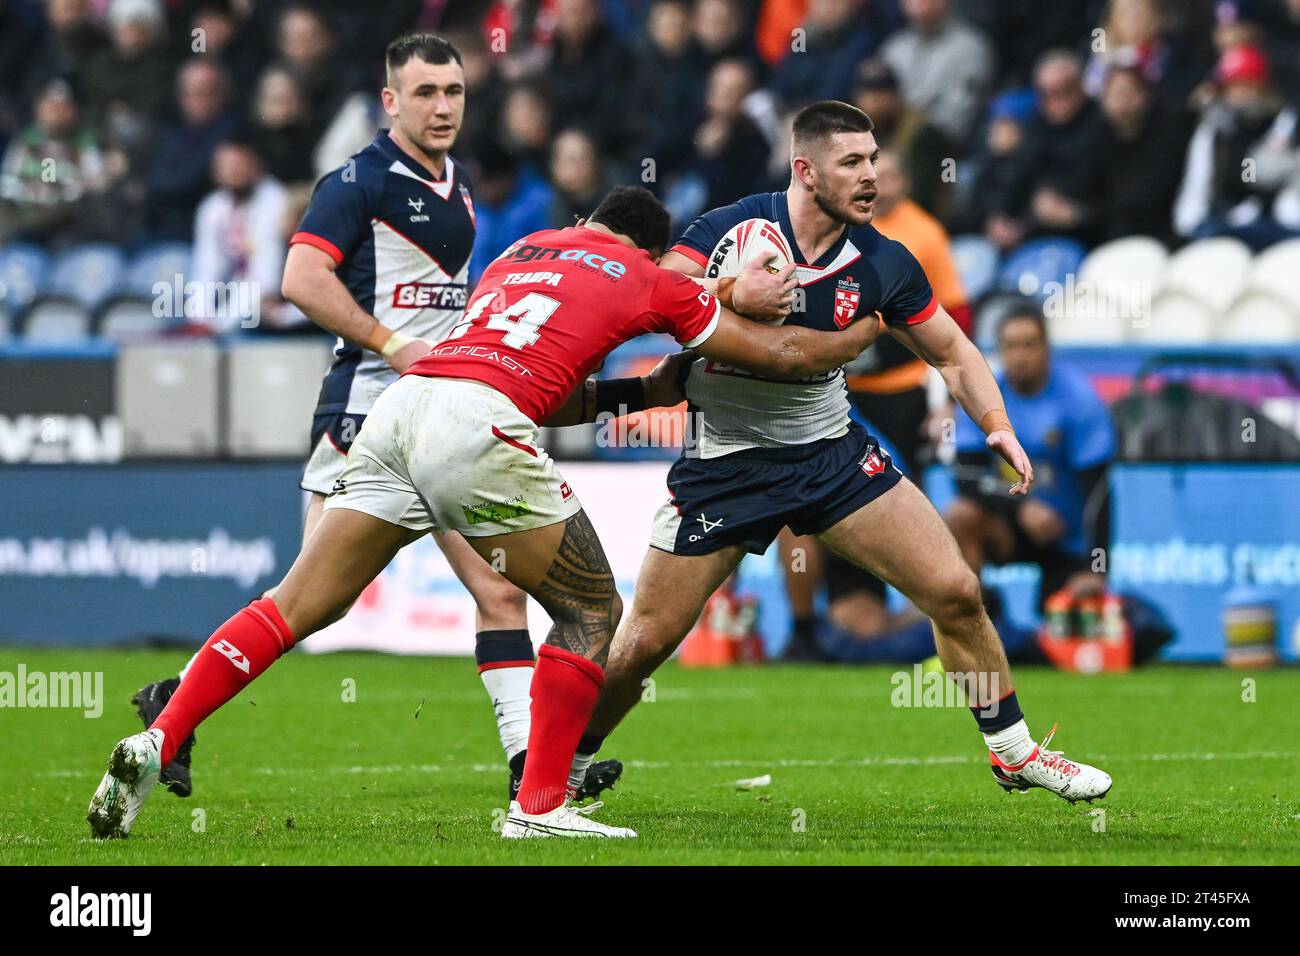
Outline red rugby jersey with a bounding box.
[406,227,719,422]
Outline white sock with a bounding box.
[478,663,533,762]
[568,751,595,793]
[984,719,1035,767]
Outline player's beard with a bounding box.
[813,185,872,227]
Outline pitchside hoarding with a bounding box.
[0,352,120,464]
[0,464,302,644]
[1109,464,1300,662]
[2,459,1295,662]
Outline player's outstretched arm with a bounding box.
[281,244,430,373]
[693,306,882,380]
[542,352,695,427]
[889,305,1034,495]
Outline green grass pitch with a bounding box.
[2,648,1297,865]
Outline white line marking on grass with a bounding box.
[37,750,1300,779]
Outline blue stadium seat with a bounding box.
[21,296,93,342]
[0,303,12,341]
[0,242,52,315]
[96,297,173,341]
[996,236,1087,299]
[950,234,1000,303]
[125,241,192,298]
[49,243,127,312]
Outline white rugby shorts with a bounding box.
[323,375,582,536]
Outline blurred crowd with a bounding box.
[5,0,1300,270]
[8,0,1297,656]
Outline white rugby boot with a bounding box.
[990,723,1112,803]
[87,729,164,838]
[501,800,637,839]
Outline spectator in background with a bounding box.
[190,136,291,334]
[984,50,1104,249]
[275,5,358,149]
[186,0,268,99]
[1257,0,1300,105]
[755,0,810,69]
[946,304,1115,608]
[547,126,611,228]
[17,0,108,115]
[771,0,875,106]
[963,0,1101,89]
[140,58,237,241]
[1082,0,1173,99]
[446,28,504,160]
[1094,65,1188,241]
[1173,44,1300,249]
[542,0,628,153]
[880,0,996,142]
[0,77,105,245]
[852,58,952,219]
[499,85,553,175]
[84,0,173,129]
[695,0,763,74]
[468,138,553,284]
[250,66,318,187]
[688,58,771,213]
[624,0,705,182]
[769,0,873,106]
[963,88,1035,244]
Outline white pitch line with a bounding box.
[35,749,1300,779]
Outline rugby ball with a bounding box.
[705,218,796,280]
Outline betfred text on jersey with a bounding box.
[392,283,468,309]
[504,242,627,280]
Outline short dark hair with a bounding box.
[792,100,874,153]
[385,33,462,83]
[997,301,1048,342]
[588,186,671,255]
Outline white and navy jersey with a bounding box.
[290,132,477,417]
[670,191,936,458]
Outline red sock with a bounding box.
[152,598,293,766]
[515,645,604,815]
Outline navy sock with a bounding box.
[971,689,1024,734]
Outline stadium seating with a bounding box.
[0,304,11,341]
[124,241,193,298]
[48,243,126,313]
[1137,289,1215,344]
[1162,237,1253,313]
[96,298,173,342]
[1222,292,1300,342]
[996,236,1086,299]
[1059,236,1168,343]
[0,242,50,318]
[1244,237,1300,305]
[950,234,1000,303]
[20,297,93,342]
